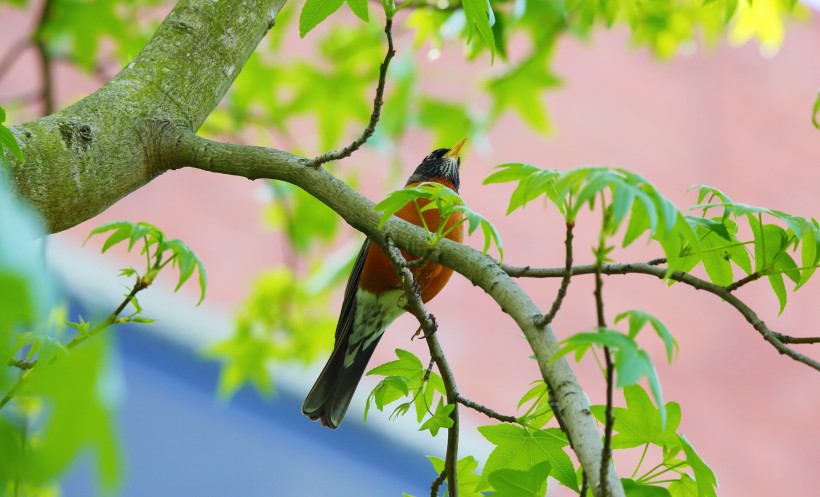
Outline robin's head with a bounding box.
[406,138,466,192]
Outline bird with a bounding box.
[302,139,466,429]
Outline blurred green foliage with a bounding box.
[0,0,814,495]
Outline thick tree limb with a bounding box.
[4,1,622,493]
[4,0,287,232]
[165,130,624,497]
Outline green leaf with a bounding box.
[299,0,346,37]
[487,50,559,132]
[590,385,681,450]
[488,462,550,497]
[21,335,121,489]
[615,310,678,363]
[797,227,819,288]
[813,91,820,129]
[206,324,277,399]
[622,479,672,497]
[429,456,490,497]
[0,124,23,162]
[346,0,369,22]
[368,348,424,377]
[553,330,665,417]
[679,436,718,497]
[668,474,698,497]
[478,425,577,491]
[768,272,787,315]
[462,0,497,60]
[419,398,454,436]
[418,98,479,148]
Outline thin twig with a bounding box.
[7,359,35,370]
[773,333,820,345]
[725,271,763,292]
[503,261,820,372]
[594,256,614,497]
[0,277,149,410]
[34,0,56,116]
[306,16,395,168]
[0,38,31,82]
[542,222,574,325]
[382,237,459,497]
[455,394,517,423]
[431,471,446,497]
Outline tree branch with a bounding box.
[34,0,55,116]
[0,37,31,83]
[306,16,395,168]
[166,130,625,497]
[456,395,518,423]
[381,238,459,497]
[542,221,574,325]
[0,275,149,410]
[6,0,287,232]
[504,261,820,372]
[725,271,763,292]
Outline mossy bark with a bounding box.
[4,0,286,233]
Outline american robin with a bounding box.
[302,139,466,429]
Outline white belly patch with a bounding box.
[343,289,405,367]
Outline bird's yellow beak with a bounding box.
[443,138,466,159]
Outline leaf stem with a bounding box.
[0,276,149,410]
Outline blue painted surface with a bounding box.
[61,327,433,497]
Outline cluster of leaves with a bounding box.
[375,181,503,260]
[207,267,337,399]
[86,220,208,304]
[589,385,718,497]
[208,183,352,400]
[197,0,812,178]
[1,214,208,495]
[365,349,448,434]
[486,164,820,312]
[0,0,163,71]
[372,345,715,497]
[555,309,677,424]
[477,162,819,495]
[0,178,116,495]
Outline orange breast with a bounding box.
[360,178,463,303]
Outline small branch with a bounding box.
[0,277,149,410]
[34,0,56,116]
[455,394,517,423]
[382,238,459,497]
[306,16,395,168]
[0,38,31,82]
[773,333,820,345]
[504,261,820,372]
[594,246,614,497]
[7,359,35,370]
[431,471,446,497]
[542,222,574,325]
[725,271,763,292]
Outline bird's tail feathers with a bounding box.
[301,337,381,429]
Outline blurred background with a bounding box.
[1,0,819,495]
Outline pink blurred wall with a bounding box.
[2,2,819,496]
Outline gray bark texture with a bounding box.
[2,1,624,495]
